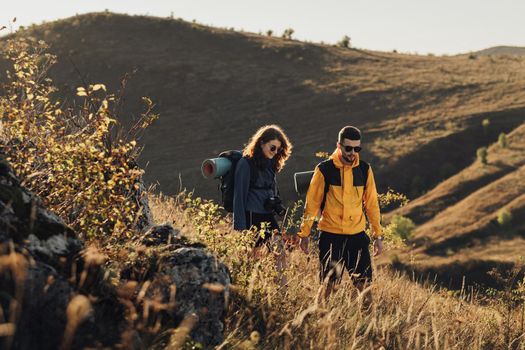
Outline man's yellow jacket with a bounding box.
[298,149,382,238]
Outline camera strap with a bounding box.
[272,173,279,197]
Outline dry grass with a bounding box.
[149,193,525,349]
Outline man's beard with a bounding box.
[342,154,354,163]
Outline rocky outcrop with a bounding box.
[0,155,127,349]
[123,224,231,346]
[0,156,231,349]
[131,177,154,233]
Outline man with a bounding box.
[297,126,383,298]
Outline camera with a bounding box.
[264,196,287,216]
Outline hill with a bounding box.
[474,46,525,56]
[383,123,525,288]
[2,12,525,202]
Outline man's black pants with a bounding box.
[319,231,372,285]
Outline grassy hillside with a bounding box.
[388,123,525,224]
[147,192,525,349]
[383,123,525,287]
[2,12,525,201]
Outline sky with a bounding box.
[2,0,525,55]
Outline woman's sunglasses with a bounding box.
[269,144,282,153]
[340,144,362,153]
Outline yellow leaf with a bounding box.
[92,84,106,92]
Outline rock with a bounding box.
[134,183,154,232]
[139,223,180,246]
[162,247,231,346]
[33,204,76,240]
[128,164,154,233]
[4,258,127,350]
[5,261,74,350]
[0,157,127,349]
[124,225,231,347]
[0,155,73,245]
[25,233,83,272]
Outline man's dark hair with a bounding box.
[338,126,361,143]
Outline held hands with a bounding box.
[295,227,310,254]
[285,233,309,254]
[298,237,309,254]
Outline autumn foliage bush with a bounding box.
[0,37,157,240]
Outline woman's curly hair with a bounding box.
[243,124,292,172]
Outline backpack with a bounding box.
[218,150,260,212]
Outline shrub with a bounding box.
[315,151,330,159]
[387,215,416,240]
[337,35,351,48]
[498,133,508,148]
[0,38,157,240]
[482,118,490,134]
[266,30,273,37]
[282,28,294,40]
[477,147,488,164]
[445,121,456,131]
[378,188,409,212]
[497,208,512,228]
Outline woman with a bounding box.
[233,124,292,245]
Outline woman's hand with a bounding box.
[299,237,309,254]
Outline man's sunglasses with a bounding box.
[340,144,362,153]
[269,144,282,153]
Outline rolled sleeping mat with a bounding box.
[201,157,232,179]
[294,170,314,195]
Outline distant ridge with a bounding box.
[473,46,525,56]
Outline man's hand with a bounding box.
[373,238,383,256]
